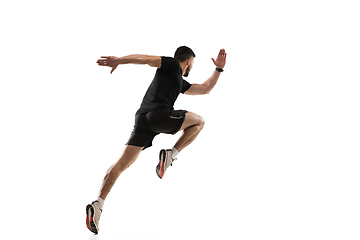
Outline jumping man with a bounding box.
[86,46,227,234]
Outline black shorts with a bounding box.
[126,109,187,150]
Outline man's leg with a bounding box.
[156,112,205,179]
[86,145,143,234]
[99,145,143,200]
[173,111,205,152]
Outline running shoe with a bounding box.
[156,149,174,179]
[86,200,102,234]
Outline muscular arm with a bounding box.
[97,55,161,74]
[117,55,161,67]
[185,70,221,95]
[185,49,227,95]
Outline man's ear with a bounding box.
[186,58,191,66]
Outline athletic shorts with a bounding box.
[126,109,188,150]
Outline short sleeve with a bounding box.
[181,80,191,93]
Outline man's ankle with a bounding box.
[171,147,179,160]
[97,197,104,211]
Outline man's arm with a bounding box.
[97,55,161,74]
[185,71,221,95]
[185,49,227,95]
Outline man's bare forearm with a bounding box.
[184,70,222,95]
[117,54,150,64]
[202,70,221,94]
[117,55,161,68]
[97,55,161,74]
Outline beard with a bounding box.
[183,65,192,77]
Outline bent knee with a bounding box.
[199,116,205,128]
[181,112,206,131]
[194,116,205,131]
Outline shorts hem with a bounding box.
[125,142,152,150]
[171,116,186,134]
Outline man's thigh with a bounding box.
[178,111,205,132]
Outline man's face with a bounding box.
[183,57,194,77]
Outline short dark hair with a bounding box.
[174,46,196,62]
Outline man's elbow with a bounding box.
[185,84,212,95]
[146,56,162,68]
[202,85,212,95]
[203,89,211,95]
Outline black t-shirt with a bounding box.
[136,57,191,114]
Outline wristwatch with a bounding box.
[216,68,224,72]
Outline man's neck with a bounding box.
[179,61,187,76]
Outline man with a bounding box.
[86,46,227,234]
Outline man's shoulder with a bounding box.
[161,56,175,61]
[160,56,180,71]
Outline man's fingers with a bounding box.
[211,58,216,64]
[110,66,117,74]
[98,56,112,63]
[219,49,226,57]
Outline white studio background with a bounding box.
[0,0,359,240]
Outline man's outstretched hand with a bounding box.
[211,49,227,69]
[97,56,120,74]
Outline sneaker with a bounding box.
[156,149,175,179]
[86,201,102,234]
